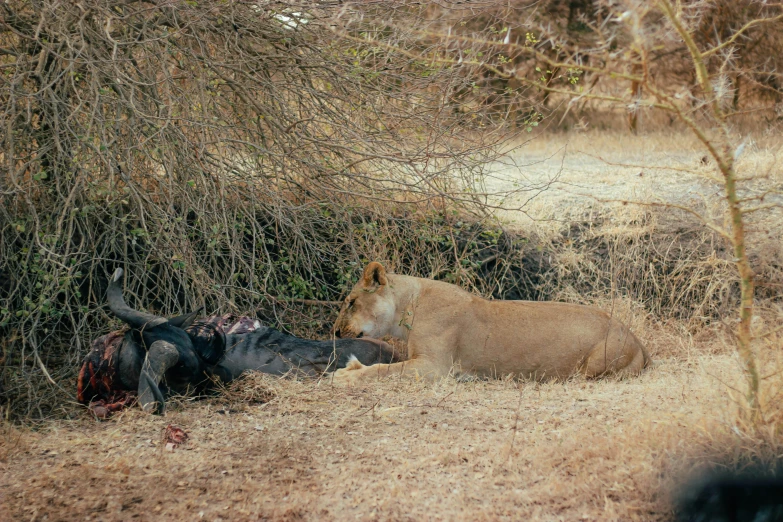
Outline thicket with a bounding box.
[414,0,783,130]
[0,0,510,419]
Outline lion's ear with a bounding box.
[362,262,388,288]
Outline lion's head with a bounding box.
[333,262,397,339]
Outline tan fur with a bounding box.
[331,262,650,385]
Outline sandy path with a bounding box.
[482,132,782,227]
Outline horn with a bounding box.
[168,306,204,329]
[138,340,180,415]
[107,268,168,329]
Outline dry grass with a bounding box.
[2,323,777,521]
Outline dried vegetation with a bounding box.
[3,133,783,520]
[2,345,782,521]
[2,1,783,520]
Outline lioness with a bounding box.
[331,262,650,385]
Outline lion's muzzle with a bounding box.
[334,324,362,339]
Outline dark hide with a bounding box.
[210,328,396,382]
[79,268,397,415]
[676,467,783,522]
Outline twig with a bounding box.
[435,391,454,408]
[356,399,381,417]
[505,387,524,464]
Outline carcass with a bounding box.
[77,269,398,415]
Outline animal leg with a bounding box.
[138,340,179,414]
[331,357,441,386]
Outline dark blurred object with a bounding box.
[677,466,783,522]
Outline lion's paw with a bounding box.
[332,368,361,386]
[344,355,365,371]
[332,357,366,386]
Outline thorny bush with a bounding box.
[0,0,515,420]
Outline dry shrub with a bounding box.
[0,0,513,421]
[540,209,738,325]
[416,0,783,131]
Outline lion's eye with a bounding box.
[347,299,355,308]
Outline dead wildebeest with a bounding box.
[77,268,398,416]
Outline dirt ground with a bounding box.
[0,345,745,521]
[2,130,780,521]
[486,130,783,231]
